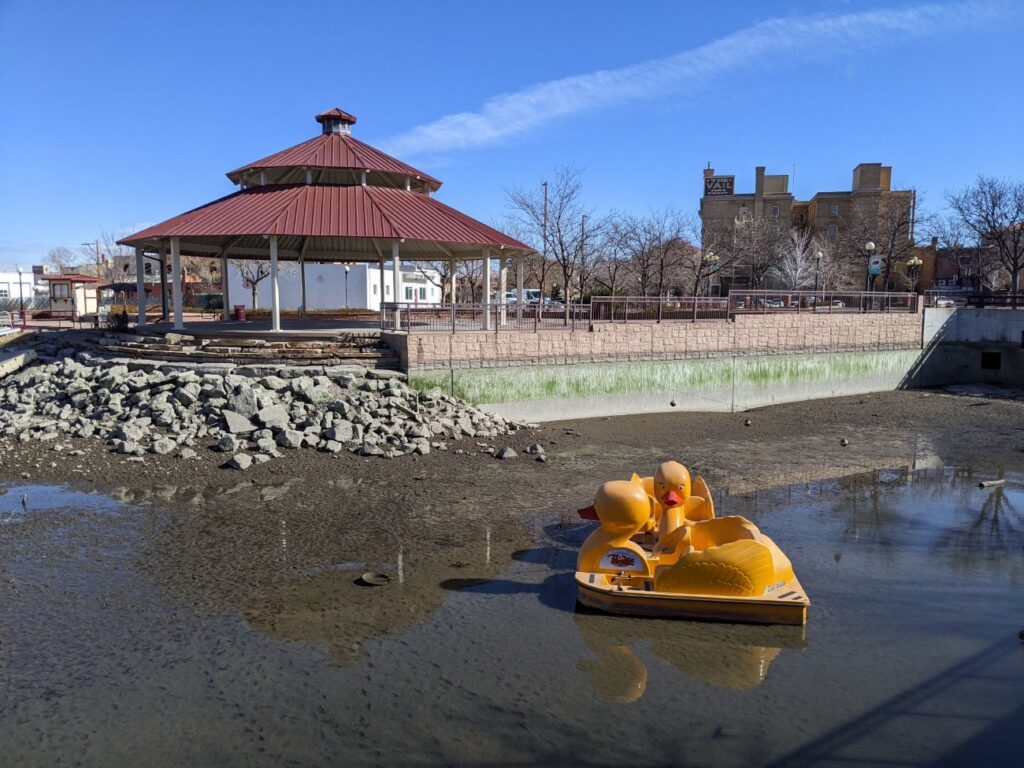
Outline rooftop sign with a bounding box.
[704,176,735,196]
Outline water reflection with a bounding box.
[238,522,536,666]
[575,610,806,702]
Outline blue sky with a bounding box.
[1,0,1022,270]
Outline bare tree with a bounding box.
[842,191,920,290]
[46,246,77,273]
[498,214,554,300]
[231,260,270,309]
[930,217,1005,291]
[457,259,483,302]
[770,227,817,289]
[946,176,1024,300]
[508,166,591,317]
[729,215,786,288]
[79,229,138,283]
[412,261,453,302]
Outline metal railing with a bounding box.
[589,296,730,323]
[380,302,591,332]
[381,290,919,332]
[966,292,1023,308]
[729,290,918,314]
[923,289,971,308]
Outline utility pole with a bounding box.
[542,180,548,302]
[577,214,589,311]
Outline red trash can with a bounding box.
[233,304,247,322]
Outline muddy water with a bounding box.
[0,468,1022,767]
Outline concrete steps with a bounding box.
[70,331,401,370]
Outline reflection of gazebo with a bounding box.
[119,108,533,332]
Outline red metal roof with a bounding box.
[315,107,357,125]
[226,133,441,189]
[121,185,530,251]
[43,273,98,283]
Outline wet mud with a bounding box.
[1,390,1023,767]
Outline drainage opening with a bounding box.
[980,351,1002,370]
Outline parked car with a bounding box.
[933,296,955,308]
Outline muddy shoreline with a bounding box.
[3,389,1023,507]
[2,389,1023,767]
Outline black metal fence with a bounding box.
[729,290,918,314]
[380,291,920,331]
[381,303,591,332]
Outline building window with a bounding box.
[826,224,838,237]
[829,204,839,217]
[385,285,391,296]
[0,288,8,299]
[52,283,70,299]
[404,286,413,300]
[373,284,378,295]
[798,214,805,223]
[769,205,780,218]
[419,287,427,300]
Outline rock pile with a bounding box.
[0,351,524,467]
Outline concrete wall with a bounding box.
[410,350,922,421]
[384,311,923,371]
[910,308,1024,388]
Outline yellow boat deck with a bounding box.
[575,571,810,625]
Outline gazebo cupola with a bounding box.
[225,108,442,193]
[316,107,357,135]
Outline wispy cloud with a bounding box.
[380,2,1004,158]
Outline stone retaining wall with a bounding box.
[383,311,924,371]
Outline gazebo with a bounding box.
[120,108,533,332]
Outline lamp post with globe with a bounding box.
[863,241,876,292]
[17,266,25,327]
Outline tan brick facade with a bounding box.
[383,311,924,371]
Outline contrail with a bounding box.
[380,2,1003,158]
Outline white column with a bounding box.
[134,247,146,327]
[499,258,508,326]
[516,255,524,323]
[391,241,401,327]
[220,250,230,321]
[378,256,386,311]
[299,256,307,319]
[269,235,281,332]
[449,257,457,303]
[483,248,491,330]
[170,237,183,330]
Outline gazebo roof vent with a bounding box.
[316,108,358,135]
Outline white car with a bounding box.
[934,297,955,308]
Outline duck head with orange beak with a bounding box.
[655,460,691,510]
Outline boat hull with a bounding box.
[575,572,809,626]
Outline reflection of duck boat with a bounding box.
[575,462,809,625]
[575,609,807,702]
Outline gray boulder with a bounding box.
[276,430,304,449]
[151,437,177,455]
[226,453,253,470]
[222,410,257,434]
[255,404,290,430]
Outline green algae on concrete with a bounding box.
[409,350,921,405]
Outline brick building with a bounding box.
[700,163,918,290]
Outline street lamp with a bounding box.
[906,255,923,292]
[16,266,25,326]
[863,241,876,292]
[344,265,350,309]
[814,250,824,292]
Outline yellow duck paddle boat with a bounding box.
[575,461,809,625]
